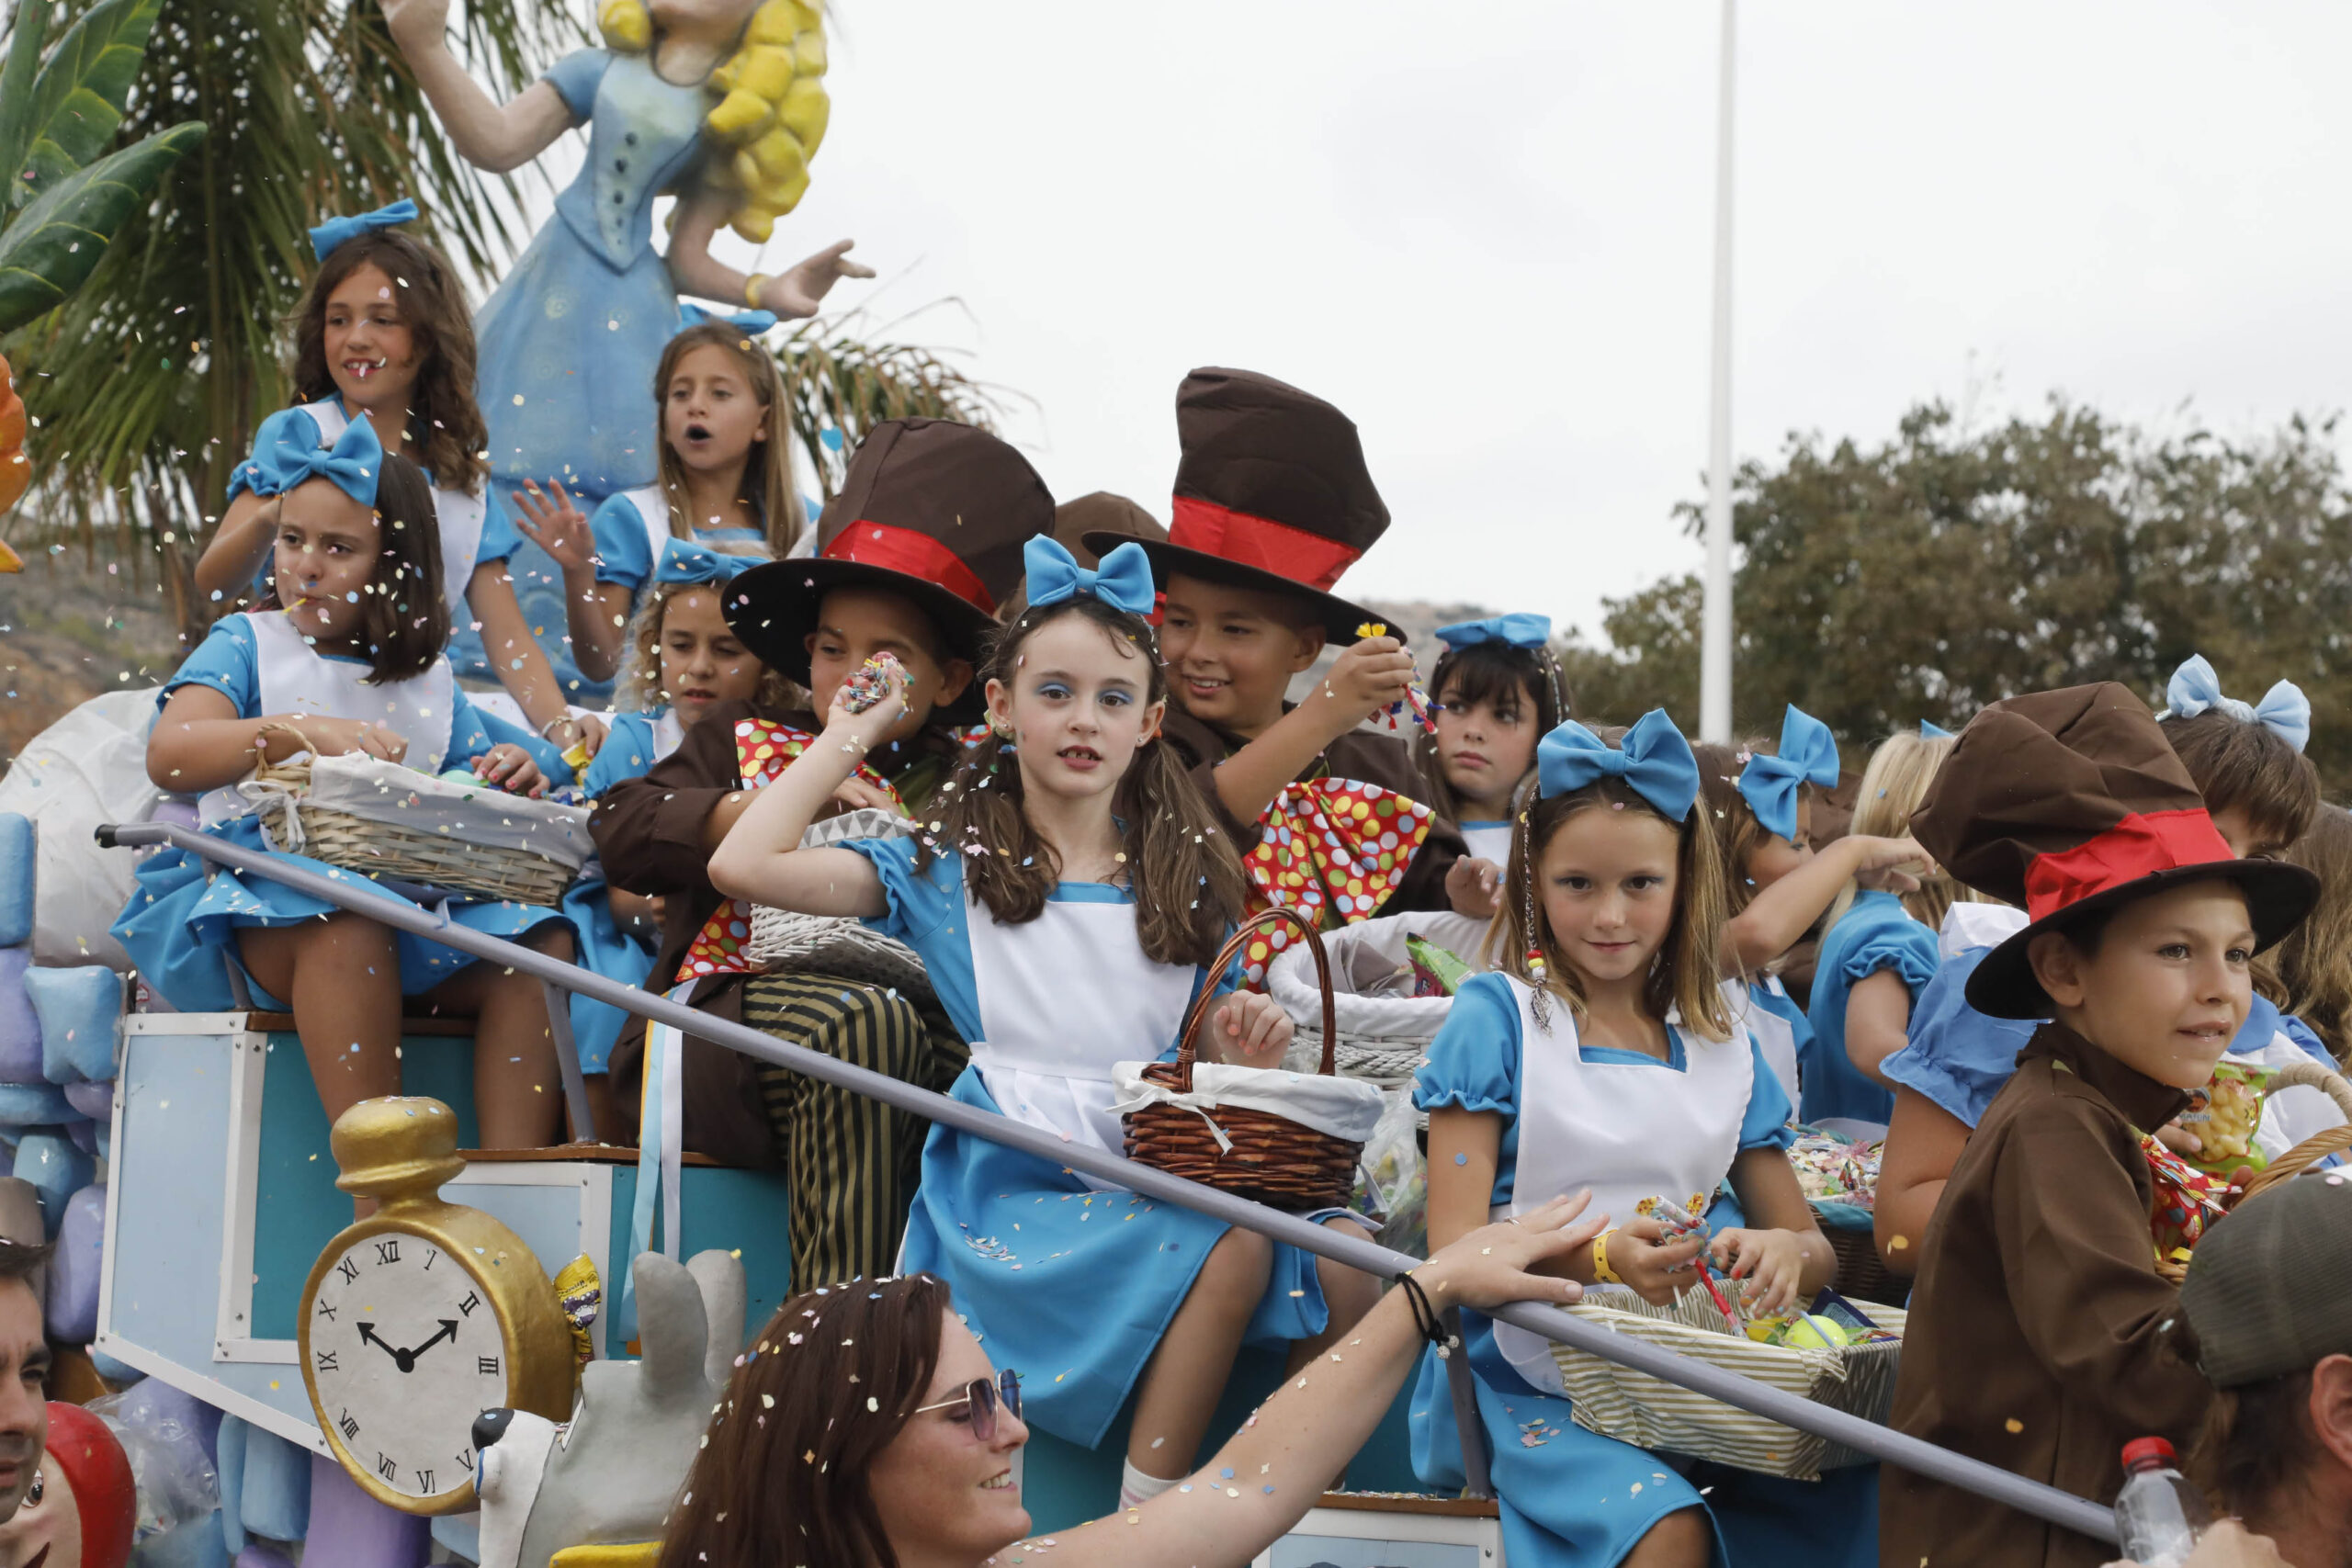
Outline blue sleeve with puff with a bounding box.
[543,49,610,122]
[1414,972,1521,1120]
[843,836,958,947]
[472,486,520,566]
[592,492,656,592]
[1881,947,2039,1129]
[161,615,262,716]
[1838,904,1940,1001]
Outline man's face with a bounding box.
[0,1282,50,1520]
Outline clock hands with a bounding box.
[354,1320,459,1374]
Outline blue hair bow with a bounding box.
[2164,654,2312,755]
[234,412,382,505]
[1536,709,1701,822]
[308,197,419,263]
[1735,704,1841,843]
[1435,613,1552,651]
[1920,719,1954,740]
[678,301,780,336]
[654,537,759,588]
[1023,536,1157,616]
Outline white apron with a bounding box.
[198,611,455,826]
[966,892,1201,1179]
[1724,976,1802,1109]
[1490,973,1754,1393]
[1459,820,1514,865]
[299,398,484,623]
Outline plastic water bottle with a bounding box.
[2114,1437,2211,1567]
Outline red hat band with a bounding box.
[1169,495,1365,593]
[821,520,995,615]
[2021,807,2238,925]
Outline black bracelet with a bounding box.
[1396,1272,1462,1359]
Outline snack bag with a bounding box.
[2143,1134,2231,1267]
[1405,933,1472,998]
[2184,1061,2276,1176]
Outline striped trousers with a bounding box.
[741,972,969,1294]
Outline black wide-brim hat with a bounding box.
[724,419,1054,721]
[1909,682,2319,1019]
[1084,367,1390,647]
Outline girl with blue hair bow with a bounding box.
[116,424,579,1154]
[1410,710,1856,1568]
[706,536,1379,1512]
[1417,614,1567,886]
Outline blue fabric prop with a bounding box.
[1434,612,1552,650]
[307,197,418,263]
[62,1079,110,1121]
[0,949,39,1085]
[88,1347,142,1384]
[138,1515,231,1568]
[0,814,29,949]
[0,1087,74,1127]
[1736,704,1843,844]
[653,536,759,587]
[26,965,120,1084]
[232,409,384,504]
[12,1130,91,1235]
[1022,536,1156,616]
[1920,719,1954,739]
[240,1423,315,1545]
[217,1416,251,1554]
[677,300,780,335]
[44,1181,102,1342]
[307,1450,430,1568]
[2164,653,2312,754]
[1535,709,1702,822]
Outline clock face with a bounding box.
[306,1232,508,1505]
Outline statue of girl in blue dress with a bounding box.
[381,0,870,700]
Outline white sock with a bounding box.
[1120,1459,1180,1510]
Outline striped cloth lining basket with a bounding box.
[1549,1288,1906,1480]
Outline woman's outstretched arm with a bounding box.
[381,0,579,173]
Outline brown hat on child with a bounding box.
[1909,682,2318,1019]
[725,419,1052,718]
[1088,367,1389,646]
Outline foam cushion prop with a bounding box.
[235,1425,309,1546]
[0,1086,75,1127]
[232,1548,296,1568]
[28,966,123,1085]
[0,814,31,949]
[215,1417,247,1554]
[305,1453,428,1568]
[87,1348,143,1385]
[0,946,40,1083]
[15,1131,93,1235]
[47,1181,105,1341]
[64,1080,112,1121]
[67,1119,97,1158]
[130,1513,229,1568]
[0,689,164,968]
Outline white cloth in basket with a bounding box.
[232,750,595,868]
[1265,909,1493,1056]
[1107,1060,1386,1146]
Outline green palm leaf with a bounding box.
[0,1,52,201]
[0,119,201,333]
[2,0,165,209]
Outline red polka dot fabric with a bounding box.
[676,719,907,984]
[1238,778,1434,984]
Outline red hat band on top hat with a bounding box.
[1165,495,1364,593]
[820,520,995,615]
[2021,807,2239,925]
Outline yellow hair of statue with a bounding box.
[596,0,830,243]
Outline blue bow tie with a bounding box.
[234,412,383,505]
[309,197,419,263]
[1536,709,1701,822]
[1023,536,1157,616]
[1736,704,1841,843]
[654,537,761,587]
[1435,613,1552,651]
[1919,719,1953,740]
[2165,654,2312,755]
[678,301,781,337]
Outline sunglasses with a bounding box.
[912,1368,1023,1441]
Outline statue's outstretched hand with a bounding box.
[381,0,451,54]
[759,240,876,319]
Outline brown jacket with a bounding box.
[1160,708,1466,916]
[1880,1025,2211,1568]
[591,700,962,1166]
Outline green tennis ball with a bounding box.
[1781,1314,1850,1350]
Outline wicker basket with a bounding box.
[2156,1058,2352,1283]
[1123,907,1368,1211]
[244,723,583,907]
[1550,1288,1907,1480]
[742,808,932,997]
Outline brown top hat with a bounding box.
[1910,682,2319,1019]
[1001,491,1167,622]
[1085,367,1388,645]
[724,419,1053,719]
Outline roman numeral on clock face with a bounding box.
[478,1356,501,1375]
[414,1469,434,1495]
[458,1447,475,1473]
[377,1452,397,1482]
[338,1409,359,1440]
[458,1291,481,1316]
[335,1257,358,1284]
[375,1238,401,1266]
[314,1349,337,1372]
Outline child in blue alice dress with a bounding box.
[115,420,575,1149]
[1411,711,1854,1568]
[708,536,1381,1511]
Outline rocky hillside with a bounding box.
[0,550,187,766]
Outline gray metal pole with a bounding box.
[97,821,2118,1544]
[1700,0,1737,743]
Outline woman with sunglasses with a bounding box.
[654,1194,1605,1568]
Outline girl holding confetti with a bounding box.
[116,421,574,1150]
[1411,713,1846,1568]
[708,535,1380,1510]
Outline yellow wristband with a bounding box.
[743,272,772,310]
[1590,1227,1622,1285]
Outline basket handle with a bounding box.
[2263,1058,2352,1121]
[1170,906,1338,1093]
[2239,1059,2352,1202]
[254,719,325,767]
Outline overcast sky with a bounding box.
[526,0,2352,643]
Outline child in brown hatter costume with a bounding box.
[1882,683,2320,1568]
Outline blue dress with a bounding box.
[1799,893,1937,1126]
[111,617,571,1011]
[850,837,1347,1450]
[560,709,679,1073]
[473,48,713,705]
[1406,976,1870,1568]
[588,488,773,619]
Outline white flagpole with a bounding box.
[1700,0,1737,742]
